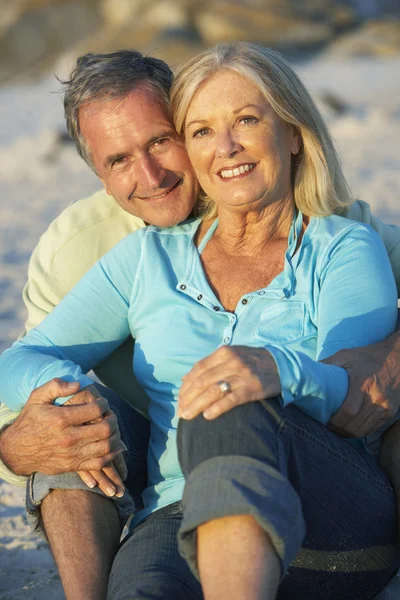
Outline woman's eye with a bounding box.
[193,128,210,138]
[239,116,258,125]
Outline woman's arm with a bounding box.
[0,232,142,412]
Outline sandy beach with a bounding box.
[0,54,400,598]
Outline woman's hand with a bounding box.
[178,346,281,420]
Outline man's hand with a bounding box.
[325,331,400,437]
[0,379,126,496]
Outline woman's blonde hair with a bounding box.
[171,42,353,218]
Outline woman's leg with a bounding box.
[178,399,400,600]
[107,502,203,600]
[198,514,280,600]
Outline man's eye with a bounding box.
[152,138,171,150]
[193,128,210,138]
[111,156,127,168]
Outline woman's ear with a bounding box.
[291,127,301,156]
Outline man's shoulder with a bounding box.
[29,189,146,299]
[43,189,145,249]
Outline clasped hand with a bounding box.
[1,379,126,497]
[178,346,281,420]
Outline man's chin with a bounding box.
[151,212,192,228]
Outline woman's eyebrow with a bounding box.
[187,103,263,128]
[186,118,208,128]
[232,103,262,114]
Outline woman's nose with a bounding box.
[215,130,242,159]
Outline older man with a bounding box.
[1,50,400,599]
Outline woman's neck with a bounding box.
[211,195,296,257]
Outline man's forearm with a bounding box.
[0,420,30,476]
[0,405,28,484]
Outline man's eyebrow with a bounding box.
[186,104,262,129]
[147,130,176,145]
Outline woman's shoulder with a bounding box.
[311,213,380,246]
[309,214,386,270]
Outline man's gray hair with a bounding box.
[59,50,173,171]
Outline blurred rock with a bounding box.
[194,3,333,51]
[318,91,350,115]
[0,0,103,83]
[99,0,142,28]
[328,20,400,57]
[0,0,399,86]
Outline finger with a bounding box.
[181,347,234,392]
[77,411,119,442]
[76,430,123,464]
[113,452,128,481]
[77,470,97,489]
[179,375,244,420]
[328,395,364,431]
[63,384,102,407]
[347,410,390,438]
[76,450,123,472]
[179,363,239,410]
[99,464,125,496]
[27,378,81,406]
[84,468,124,498]
[62,397,111,426]
[203,391,242,420]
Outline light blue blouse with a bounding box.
[0,213,397,523]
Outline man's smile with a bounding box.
[134,178,183,202]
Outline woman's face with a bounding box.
[184,68,300,214]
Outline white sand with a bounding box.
[0,56,399,598]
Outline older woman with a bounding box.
[0,43,399,599]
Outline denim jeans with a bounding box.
[108,502,203,600]
[177,398,400,600]
[26,383,149,537]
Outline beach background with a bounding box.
[0,1,400,597]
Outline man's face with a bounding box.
[79,87,199,227]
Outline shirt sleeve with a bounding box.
[345,200,400,296]
[0,232,143,412]
[265,224,398,424]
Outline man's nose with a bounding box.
[215,129,243,159]
[138,155,167,189]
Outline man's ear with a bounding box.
[101,179,112,196]
[291,127,301,156]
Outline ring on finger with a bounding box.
[217,380,231,395]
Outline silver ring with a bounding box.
[217,380,231,395]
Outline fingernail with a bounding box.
[87,481,96,489]
[181,410,191,419]
[67,381,78,388]
[204,408,216,419]
[106,486,116,497]
[116,487,125,498]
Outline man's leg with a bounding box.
[30,385,150,600]
[108,502,203,600]
[177,400,400,600]
[42,490,120,600]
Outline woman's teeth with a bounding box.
[220,164,255,179]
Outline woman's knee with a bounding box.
[178,400,282,477]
